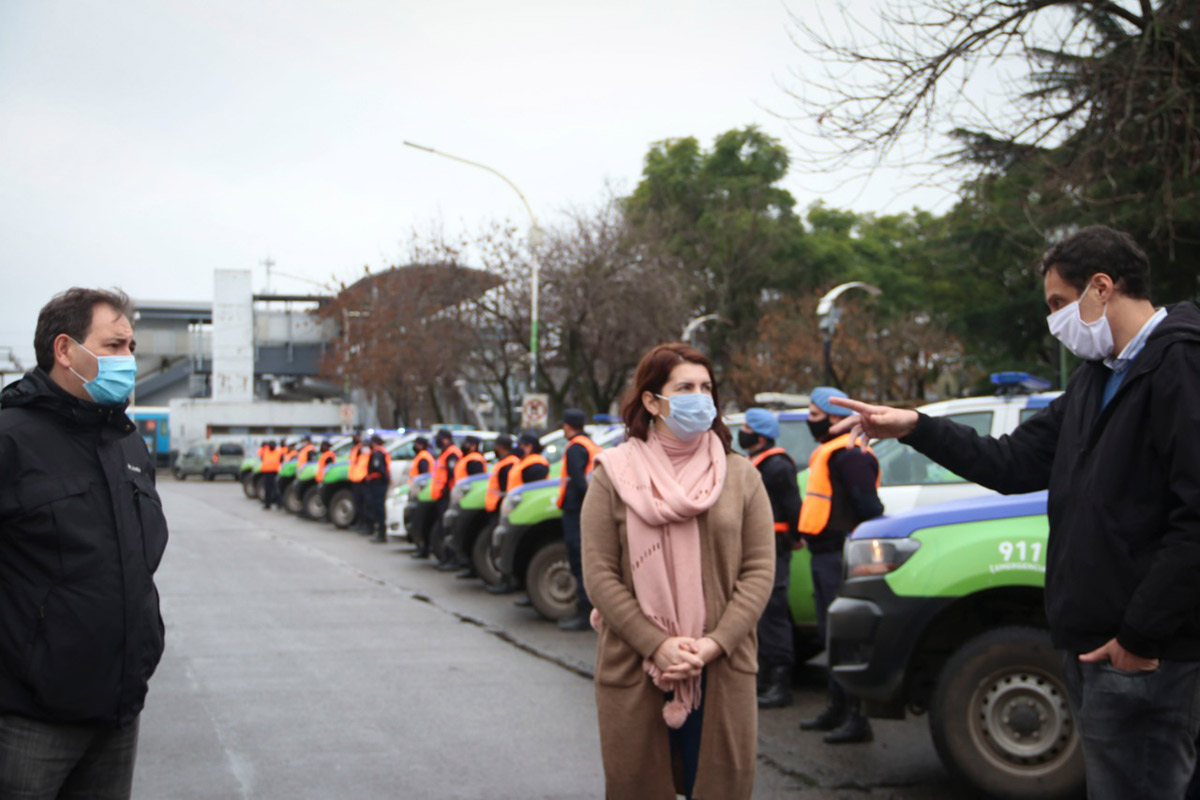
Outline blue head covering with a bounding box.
[743,408,780,440]
[810,386,849,417]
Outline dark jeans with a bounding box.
[0,714,139,800]
[364,481,388,536]
[667,671,706,800]
[560,508,589,609]
[261,473,279,508]
[756,552,793,667]
[1061,654,1200,800]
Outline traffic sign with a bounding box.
[521,394,549,430]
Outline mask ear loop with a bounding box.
[65,337,98,386]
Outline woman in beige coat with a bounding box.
[582,342,775,800]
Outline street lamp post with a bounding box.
[681,314,729,347]
[815,281,883,388]
[403,141,544,390]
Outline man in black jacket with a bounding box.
[739,408,802,709]
[832,226,1200,799]
[0,288,168,799]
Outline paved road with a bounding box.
[134,480,968,799]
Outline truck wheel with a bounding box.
[329,489,356,529]
[203,468,215,482]
[303,486,326,520]
[174,468,186,481]
[241,472,256,498]
[283,482,304,514]
[525,541,576,621]
[472,523,503,586]
[929,626,1084,800]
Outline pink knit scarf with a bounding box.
[593,427,726,728]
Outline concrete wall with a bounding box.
[212,271,255,402]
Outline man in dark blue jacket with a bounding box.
[832,226,1200,799]
[0,288,168,799]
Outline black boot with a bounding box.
[557,599,593,631]
[800,704,846,731]
[455,568,479,580]
[485,579,517,594]
[823,710,873,744]
[435,559,460,572]
[757,665,793,709]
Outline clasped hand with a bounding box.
[652,636,721,684]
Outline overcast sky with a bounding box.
[0,0,965,363]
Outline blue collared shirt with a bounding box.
[1101,307,1167,410]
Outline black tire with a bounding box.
[203,469,215,482]
[472,521,503,586]
[303,485,326,520]
[174,468,186,481]
[254,475,266,500]
[283,481,305,514]
[241,472,256,498]
[929,626,1084,800]
[525,541,576,621]
[329,489,356,529]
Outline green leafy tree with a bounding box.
[623,127,809,385]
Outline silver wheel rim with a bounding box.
[541,557,576,609]
[970,666,1076,776]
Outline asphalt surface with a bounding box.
[133,479,970,799]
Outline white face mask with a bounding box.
[1047,286,1114,361]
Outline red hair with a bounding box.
[620,342,731,452]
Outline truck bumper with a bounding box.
[492,520,531,584]
[828,577,953,717]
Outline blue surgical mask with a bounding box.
[656,393,717,440]
[70,339,137,405]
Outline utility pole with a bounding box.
[261,256,276,294]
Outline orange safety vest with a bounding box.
[409,449,436,479]
[798,434,879,535]
[485,454,522,512]
[430,445,464,500]
[282,446,296,463]
[556,434,604,508]
[349,449,370,483]
[296,444,316,468]
[260,447,283,473]
[258,444,268,460]
[507,454,550,493]
[453,451,488,483]
[751,447,794,534]
[366,446,392,481]
[315,450,335,482]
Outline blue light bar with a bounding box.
[990,372,1052,392]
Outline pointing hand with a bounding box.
[827,397,919,441]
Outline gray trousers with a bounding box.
[1061,654,1200,800]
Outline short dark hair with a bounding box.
[34,288,133,372]
[1040,226,1150,300]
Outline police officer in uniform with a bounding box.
[798,387,883,744]
[260,439,283,510]
[556,410,604,631]
[364,434,392,543]
[740,408,802,708]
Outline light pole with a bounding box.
[403,141,544,390]
[816,281,882,387]
[681,314,730,347]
